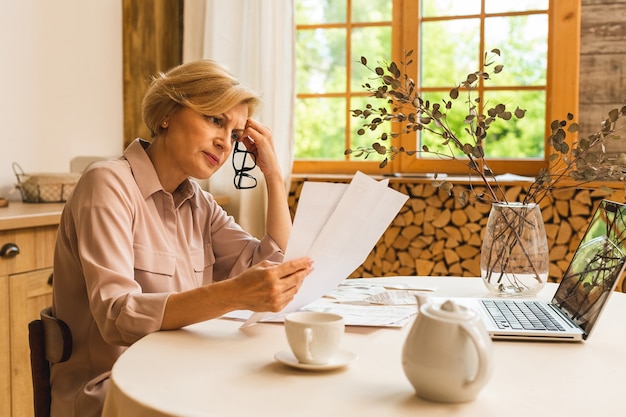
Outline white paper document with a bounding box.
[243,171,408,327]
[225,280,420,327]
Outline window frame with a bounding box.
[292,0,580,178]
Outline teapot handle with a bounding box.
[460,321,492,389]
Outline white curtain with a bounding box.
[183,0,295,238]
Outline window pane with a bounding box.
[420,19,480,87]
[418,92,467,160]
[295,98,346,159]
[421,0,481,17]
[351,27,392,91]
[296,0,346,25]
[485,0,548,14]
[350,96,391,151]
[352,0,392,22]
[482,90,546,158]
[296,28,346,94]
[415,90,546,160]
[484,15,548,86]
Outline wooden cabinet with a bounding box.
[1,266,11,417]
[0,203,62,417]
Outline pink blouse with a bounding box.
[50,139,283,417]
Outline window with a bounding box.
[293,0,580,177]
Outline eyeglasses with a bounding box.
[232,141,257,189]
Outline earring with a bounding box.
[161,120,168,128]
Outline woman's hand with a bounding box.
[239,117,292,251]
[162,257,314,330]
[240,118,282,180]
[230,257,314,313]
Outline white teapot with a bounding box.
[402,295,493,403]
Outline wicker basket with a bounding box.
[13,162,81,203]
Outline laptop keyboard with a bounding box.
[481,300,567,331]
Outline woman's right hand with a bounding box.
[162,257,314,330]
[229,257,314,313]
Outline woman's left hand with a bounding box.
[240,118,291,251]
[240,118,282,179]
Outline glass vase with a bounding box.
[480,202,549,296]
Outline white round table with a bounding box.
[102,277,626,417]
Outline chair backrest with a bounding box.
[28,306,73,417]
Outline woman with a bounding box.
[50,60,313,417]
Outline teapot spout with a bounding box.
[415,293,430,309]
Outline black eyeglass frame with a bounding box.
[232,141,257,189]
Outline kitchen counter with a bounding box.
[0,194,231,232]
[0,201,65,231]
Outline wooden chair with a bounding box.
[28,306,73,417]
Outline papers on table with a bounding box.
[301,299,416,327]
[302,282,422,327]
[242,172,409,327]
[225,280,423,327]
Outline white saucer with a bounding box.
[274,349,358,371]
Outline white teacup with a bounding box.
[284,311,344,365]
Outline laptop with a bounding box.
[451,199,626,342]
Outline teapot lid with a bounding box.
[423,299,477,322]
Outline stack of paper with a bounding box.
[243,171,408,327]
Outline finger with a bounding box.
[277,257,315,279]
[239,135,256,152]
[244,120,272,145]
[246,118,269,133]
[278,263,313,300]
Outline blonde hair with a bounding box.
[141,60,261,138]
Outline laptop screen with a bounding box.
[552,200,626,337]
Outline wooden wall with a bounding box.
[578,0,626,139]
[122,0,183,148]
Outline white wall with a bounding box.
[0,0,123,200]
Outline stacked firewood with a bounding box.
[288,177,626,292]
